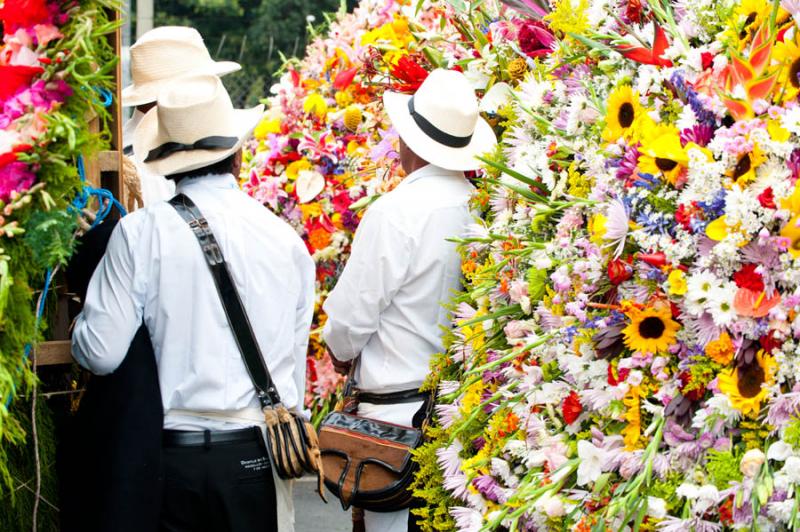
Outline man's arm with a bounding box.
[72,221,144,375]
[292,245,316,410]
[322,206,412,361]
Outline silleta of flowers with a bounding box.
[406,0,800,530]
[0,0,117,492]
[241,0,469,421]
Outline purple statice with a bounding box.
[669,71,719,126]
[616,145,640,181]
[472,474,507,503]
[680,122,715,147]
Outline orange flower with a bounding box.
[705,331,734,365]
[308,227,332,251]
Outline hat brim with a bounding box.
[383,91,497,172]
[122,60,241,107]
[133,103,264,177]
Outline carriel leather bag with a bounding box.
[318,364,431,512]
[169,194,326,501]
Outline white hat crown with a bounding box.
[411,69,480,139]
[155,76,234,144]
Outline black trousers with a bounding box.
[159,435,278,532]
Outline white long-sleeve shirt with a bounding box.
[123,110,176,205]
[72,173,316,430]
[322,164,473,393]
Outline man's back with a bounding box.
[323,164,474,392]
[72,173,315,428]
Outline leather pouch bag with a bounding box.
[318,370,429,512]
[169,194,325,500]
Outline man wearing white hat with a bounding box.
[73,75,315,531]
[323,69,497,532]
[122,26,241,207]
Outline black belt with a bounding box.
[355,389,428,405]
[163,427,261,447]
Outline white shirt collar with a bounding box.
[176,173,239,193]
[399,164,464,188]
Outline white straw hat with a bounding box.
[122,26,241,107]
[133,75,264,177]
[383,69,497,171]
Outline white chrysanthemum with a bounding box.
[685,270,720,314]
[707,282,737,326]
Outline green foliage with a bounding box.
[783,416,800,449]
[705,449,744,490]
[24,211,78,270]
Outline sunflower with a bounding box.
[637,124,688,186]
[603,85,643,142]
[718,350,776,416]
[731,0,778,46]
[728,144,765,185]
[622,305,680,354]
[774,31,800,101]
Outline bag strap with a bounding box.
[169,193,281,408]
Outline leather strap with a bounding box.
[355,389,428,405]
[169,193,281,408]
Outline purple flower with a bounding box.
[616,145,640,181]
[788,148,800,181]
[472,474,506,503]
[681,123,715,146]
[0,161,35,201]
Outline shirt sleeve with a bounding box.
[292,245,316,411]
[322,205,412,361]
[71,221,144,375]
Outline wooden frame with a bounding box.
[37,9,124,367]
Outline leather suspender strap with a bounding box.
[168,193,281,408]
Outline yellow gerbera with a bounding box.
[718,350,776,416]
[638,125,688,186]
[603,86,643,142]
[774,31,800,101]
[622,305,680,354]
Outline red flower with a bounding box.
[733,263,764,292]
[679,371,705,401]
[675,204,693,230]
[701,52,715,71]
[561,391,582,425]
[517,20,554,58]
[617,22,673,67]
[607,258,633,285]
[636,251,667,268]
[0,0,52,35]
[758,187,776,209]
[760,330,783,354]
[0,143,32,167]
[0,64,44,101]
[390,56,429,93]
[333,66,359,91]
[607,365,630,386]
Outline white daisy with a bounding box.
[707,282,737,326]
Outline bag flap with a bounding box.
[320,412,422,447]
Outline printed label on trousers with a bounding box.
[240,456,270,473]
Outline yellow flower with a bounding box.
[718,349,776,416]
[461,380,485,414]
[728,144,765,185]
[286,159,311,180]
[732,0,774,46]
[622,305,679,354]
[705,332,734,365]
[768,119,791,142]
[780,215,800,257]
[588,213,607,244]
[303,93,328,118]
[782,181,800,215]
[622,386,642,450]
[545,0,589,38]
[773,24,800,100]
[666,270,687,296]
[253,117,281,139]
[343,105,363,132]
[638,125,688,185]
[507,57,528,80]
[299,202,322,221]
[603,86,644,142]
[335,90,353,107]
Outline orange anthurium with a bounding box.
[617,21,673,67]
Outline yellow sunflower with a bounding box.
[603,86,644,142]
[622,386,642,450]
[728,144,765,185]
[638,124,688,186]
[774,31,800,101]
[718,350,776,416]
[622,305,680,354]
[731,0,777,46]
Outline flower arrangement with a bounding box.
[241,0,472,421]
[0,0,118,510]
[411,0,800,529]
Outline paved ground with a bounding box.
[295,477,351,532]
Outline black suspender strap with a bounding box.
[168,193,280,408]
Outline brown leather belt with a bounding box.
[163,426,260,447]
